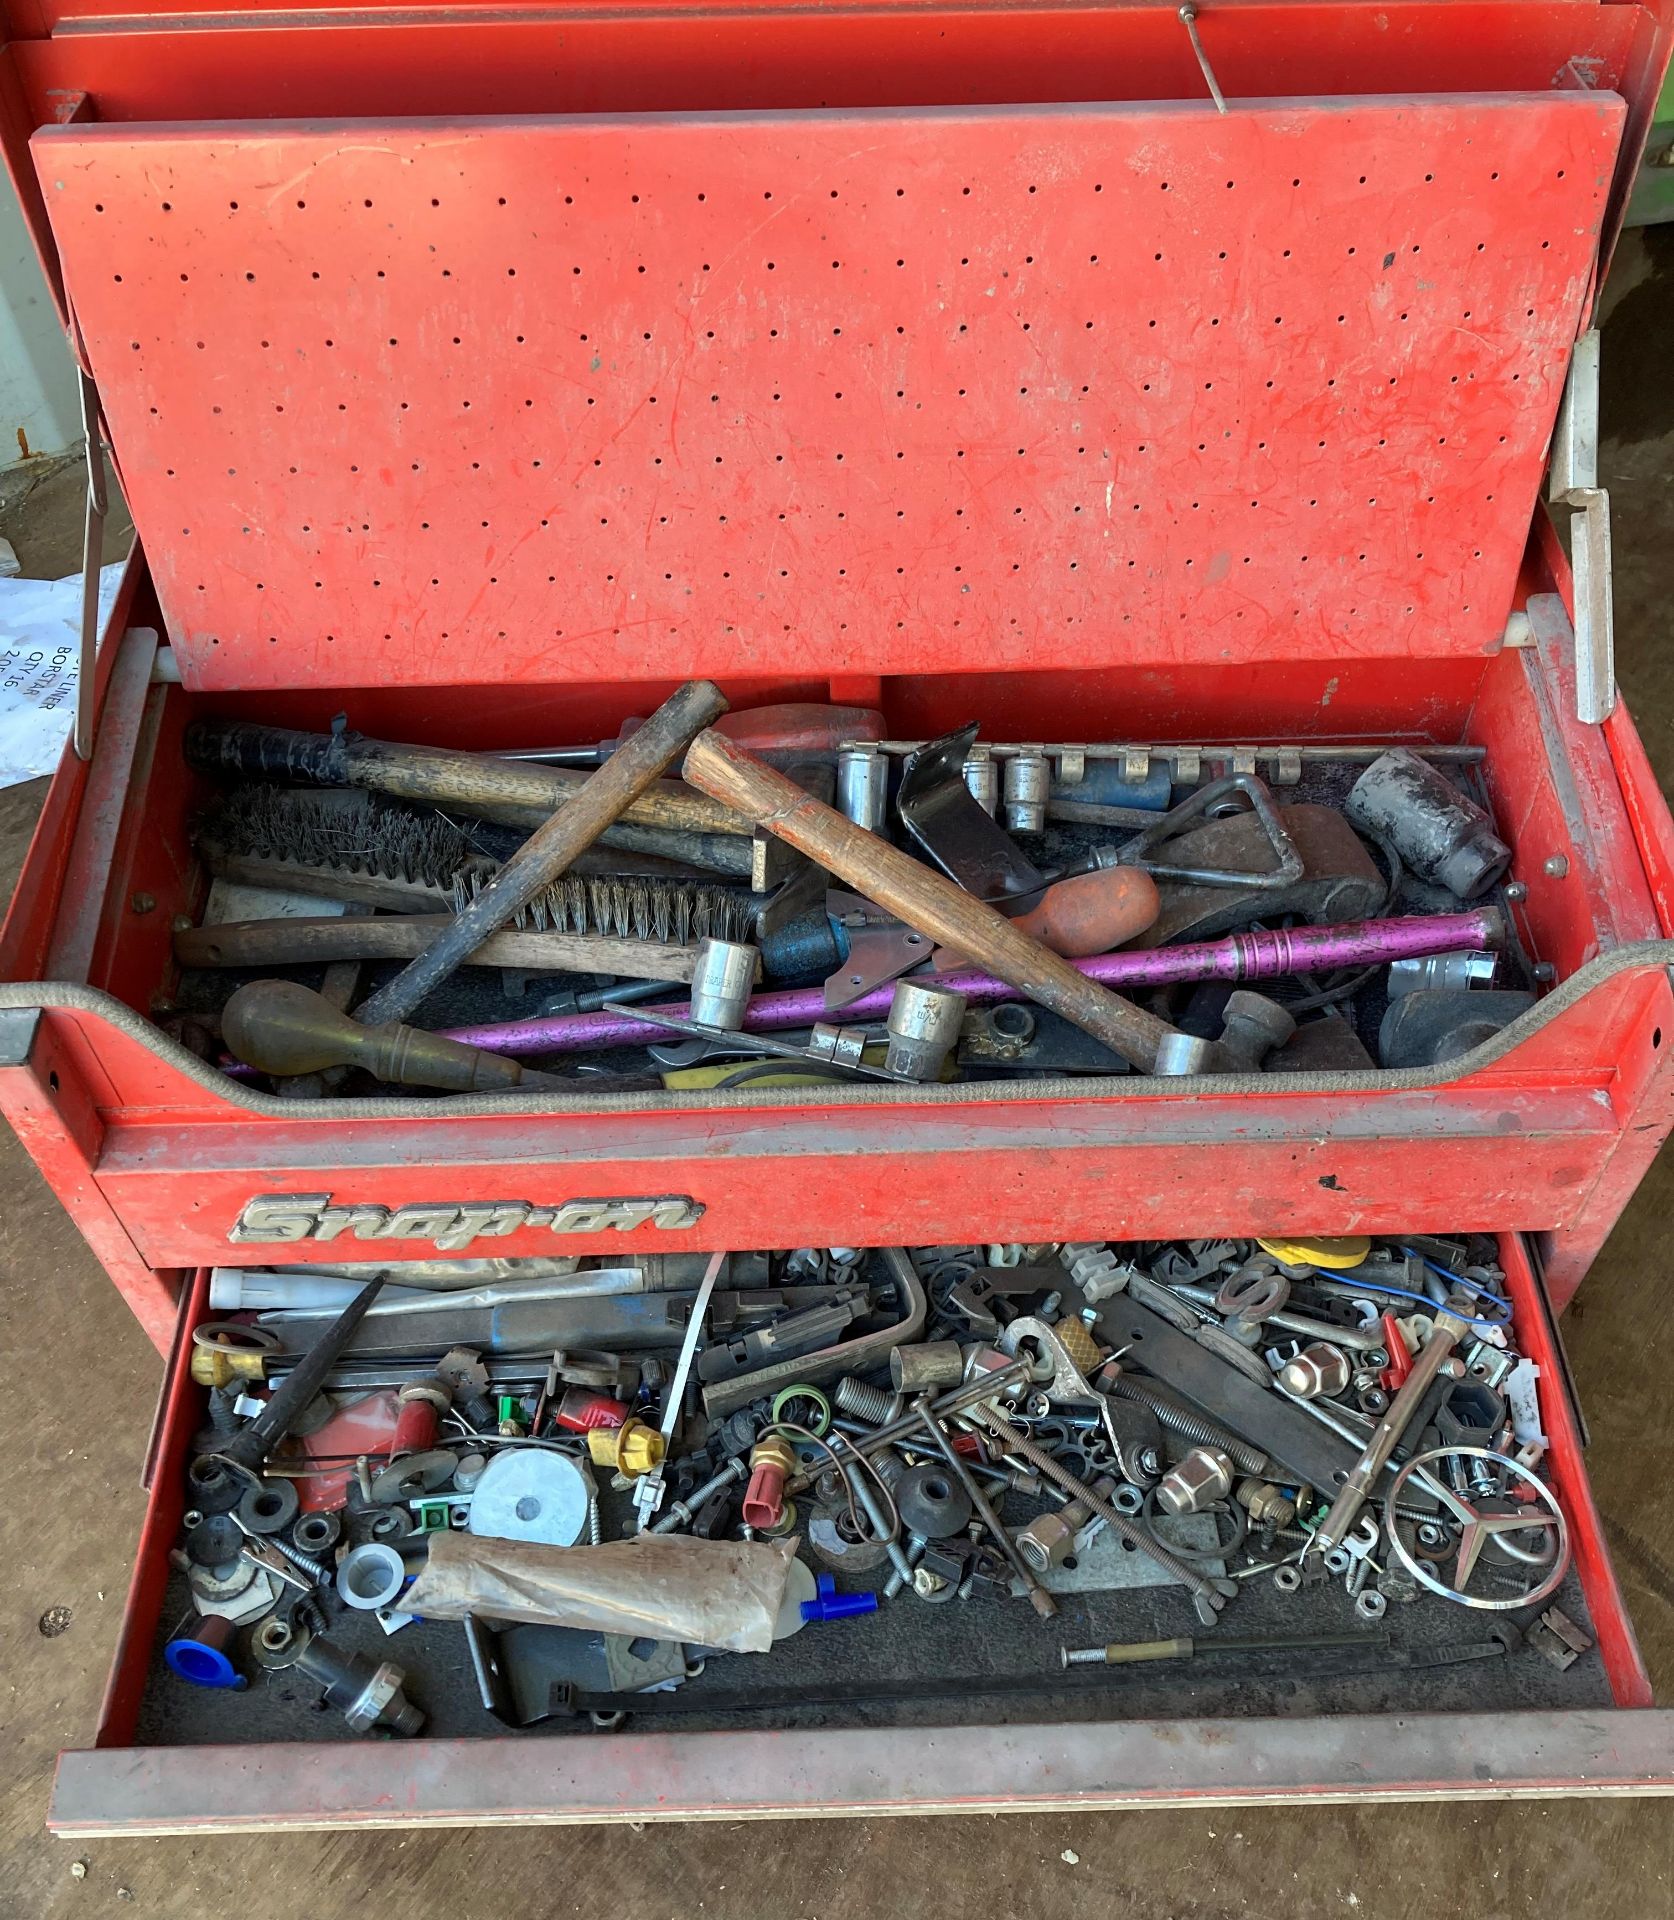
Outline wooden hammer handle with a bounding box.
[683,729,1179,1071]
[357,681,729,1027]
[176,916,698,982]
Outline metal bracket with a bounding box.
[73,368,109,762]
[1548,330,1614,724]
[896,723,1045,902]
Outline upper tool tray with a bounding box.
[33,91,1619,691]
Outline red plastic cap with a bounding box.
[554,1388,628,1433]
[741,1458,789,1531]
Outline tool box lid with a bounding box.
[7,1,1669,695]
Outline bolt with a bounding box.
[1543,855,1569,878]
[884,1536,927,1599]
[130,892,156,914]
[237,1517,330,1585]
[1503,880,1528,901]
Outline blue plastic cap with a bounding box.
[799,1571,880,1623]
[164,1635,247,1689]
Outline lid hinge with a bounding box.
[1177,6,1228,115]
[1547,329,1614,725]
[72,365,110,762]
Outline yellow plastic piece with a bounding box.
[586,1416,666,1478]
[1256,1235,1372,1270]
[1052,1316,1103,1375]
[189,1346,268,1388]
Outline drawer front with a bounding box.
[47,1232,1672,1835]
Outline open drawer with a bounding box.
[46,1230,1674,1834]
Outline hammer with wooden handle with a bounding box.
[682,729,1186,1073]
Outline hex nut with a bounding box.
[1277,1343,1352,1400]
[1155,1446,1234,1516]
[1017,1509,1078,1572]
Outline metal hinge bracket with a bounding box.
[1547,329,1614,725]
[72,367,110,762]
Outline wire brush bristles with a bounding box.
[196,785,760,946]
[449,869,757,945]
[196,787,494,890]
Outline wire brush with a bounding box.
[448,868,756,945]
[197,786,500,891]
[195,786,758,944]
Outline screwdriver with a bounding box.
[1060,1630,1388,1668]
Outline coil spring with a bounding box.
[1106,1378,1272,1477]
[833,1376,898,1425]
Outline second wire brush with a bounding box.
[195,787,757,943]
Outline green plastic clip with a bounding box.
[410,1497,454,1534]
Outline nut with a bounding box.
[1277,1343,1352,1400]
[1155,1446,1234,1516]
[1017,1509,1078,1572]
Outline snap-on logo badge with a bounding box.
[230,1192,704,1250]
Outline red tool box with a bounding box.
[2,0,1673,1827]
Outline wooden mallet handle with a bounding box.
[357,680,729,1028]
[683,729,1181,1072]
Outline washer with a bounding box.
[236,1478,300,1536]
[773,1560,819,1640]
[467,1449,591,1547]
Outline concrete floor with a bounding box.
[1,227,1672,1918]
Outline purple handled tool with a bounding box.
[439,909,1505,1058]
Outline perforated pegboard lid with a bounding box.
[36,92,1623,692]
